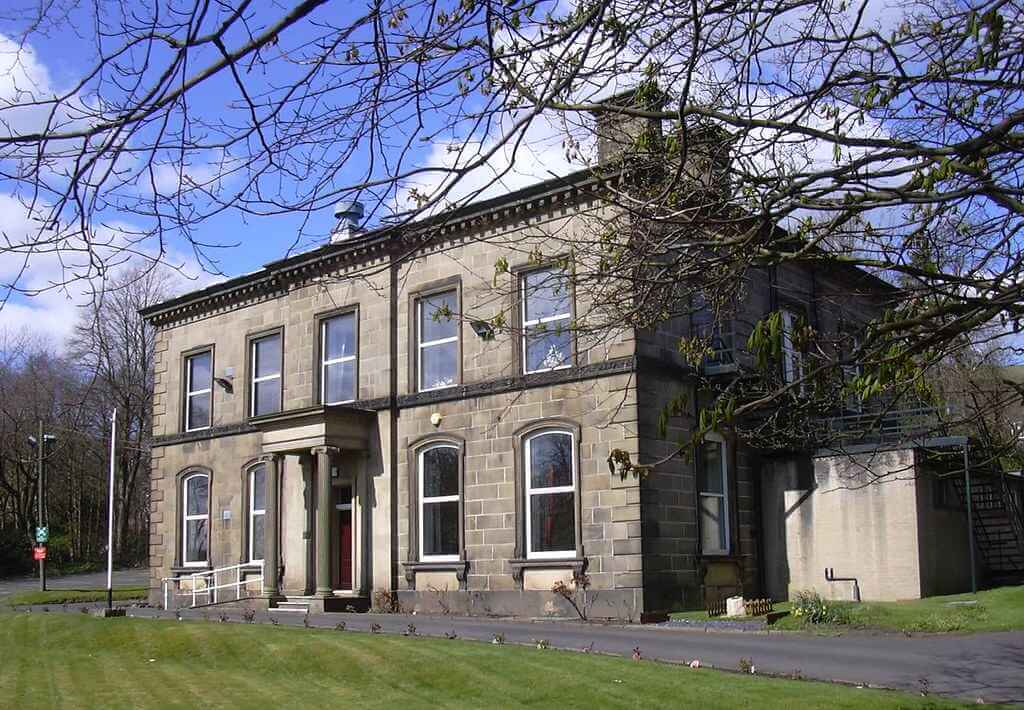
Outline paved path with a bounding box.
[104,605,1024,704]
[0,568,149,600]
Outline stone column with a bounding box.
[263,453,282,598]
[312,446,339,597]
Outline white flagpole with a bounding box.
[106,408,117,610]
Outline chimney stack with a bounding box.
[330,200,365,243]
[591,87,665,164]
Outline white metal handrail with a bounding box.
[162,561,264,610]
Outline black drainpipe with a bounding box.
[389,248,400,592]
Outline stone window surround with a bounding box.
[403,433,468,589]
[510,257,578,377]
[173,465,214,572]
[240,458,267,565]
[245,325,285,420]
[312,303,360,406]
[180,343,215,434]
[509,418,585,586]
[408,275,463,395]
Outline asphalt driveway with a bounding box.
[0,568,149,600]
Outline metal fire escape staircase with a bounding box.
[953,469,1024,585]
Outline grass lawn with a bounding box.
[671,585,1024,633]
[4,587,147,607]
[0,612,976,709]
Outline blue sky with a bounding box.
[0,0,584,345]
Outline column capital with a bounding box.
[257,452,282,465]
[310,445,341,457]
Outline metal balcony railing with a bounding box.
[824,405,950,446]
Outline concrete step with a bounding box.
[271,601,311,613]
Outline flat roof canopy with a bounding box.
[250,405,377,454]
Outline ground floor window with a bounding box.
[699,435,730,555]
[248,464,266,563]
[182,472,209,566]
[419,444,460,561]
[525,429,577,559]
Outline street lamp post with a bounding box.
[29,422,57,592]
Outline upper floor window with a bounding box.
[419,444,460,561]
[692,299,735,372]
[182,472,210,566]
[525,429,576,559]
[699,435,730,555]
[521,268,572,374]
[780,309,803,385]
[321,312,357,404]
[247,464,266,563]
[418,290,458,391]
[184,350,212,431]
[251,333,282,417]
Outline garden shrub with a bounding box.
[791,590,852,625]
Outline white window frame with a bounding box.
[699,434,730,556]
[321,313,357,405]
[419,444,460,562]
[780,309,803,386]
[182,472,210,568]
[417,292,459,392]
[521,268,572,375]
[184,350,212,432]
[248,465,266,564]
[525,429,577,560]
[250,334,282,417]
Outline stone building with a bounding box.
[142,113,1021,616]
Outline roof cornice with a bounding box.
[140,167,620,326]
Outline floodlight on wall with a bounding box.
[214,367,234,393]
[470,320,495,341]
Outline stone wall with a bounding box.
[148,195,646,615]
[394,371,643,616]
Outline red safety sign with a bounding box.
[33,545,47,561]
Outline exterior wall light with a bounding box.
[471,320,495,341]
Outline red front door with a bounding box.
[338,508,353,591]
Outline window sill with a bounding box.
[703,362,738,376]
[401,559,469,589]
[170,565,212,576]
[699,553,739,562]
[508,557,587,584]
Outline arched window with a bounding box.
[419,444,460,561]
[699,433,730,555]
[182,472,210,567]
[247,464,267,563]
[524,429,576,559]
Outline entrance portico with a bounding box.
[252,406,376,611]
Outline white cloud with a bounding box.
[394,112,585,214]
[0,190,215,348]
